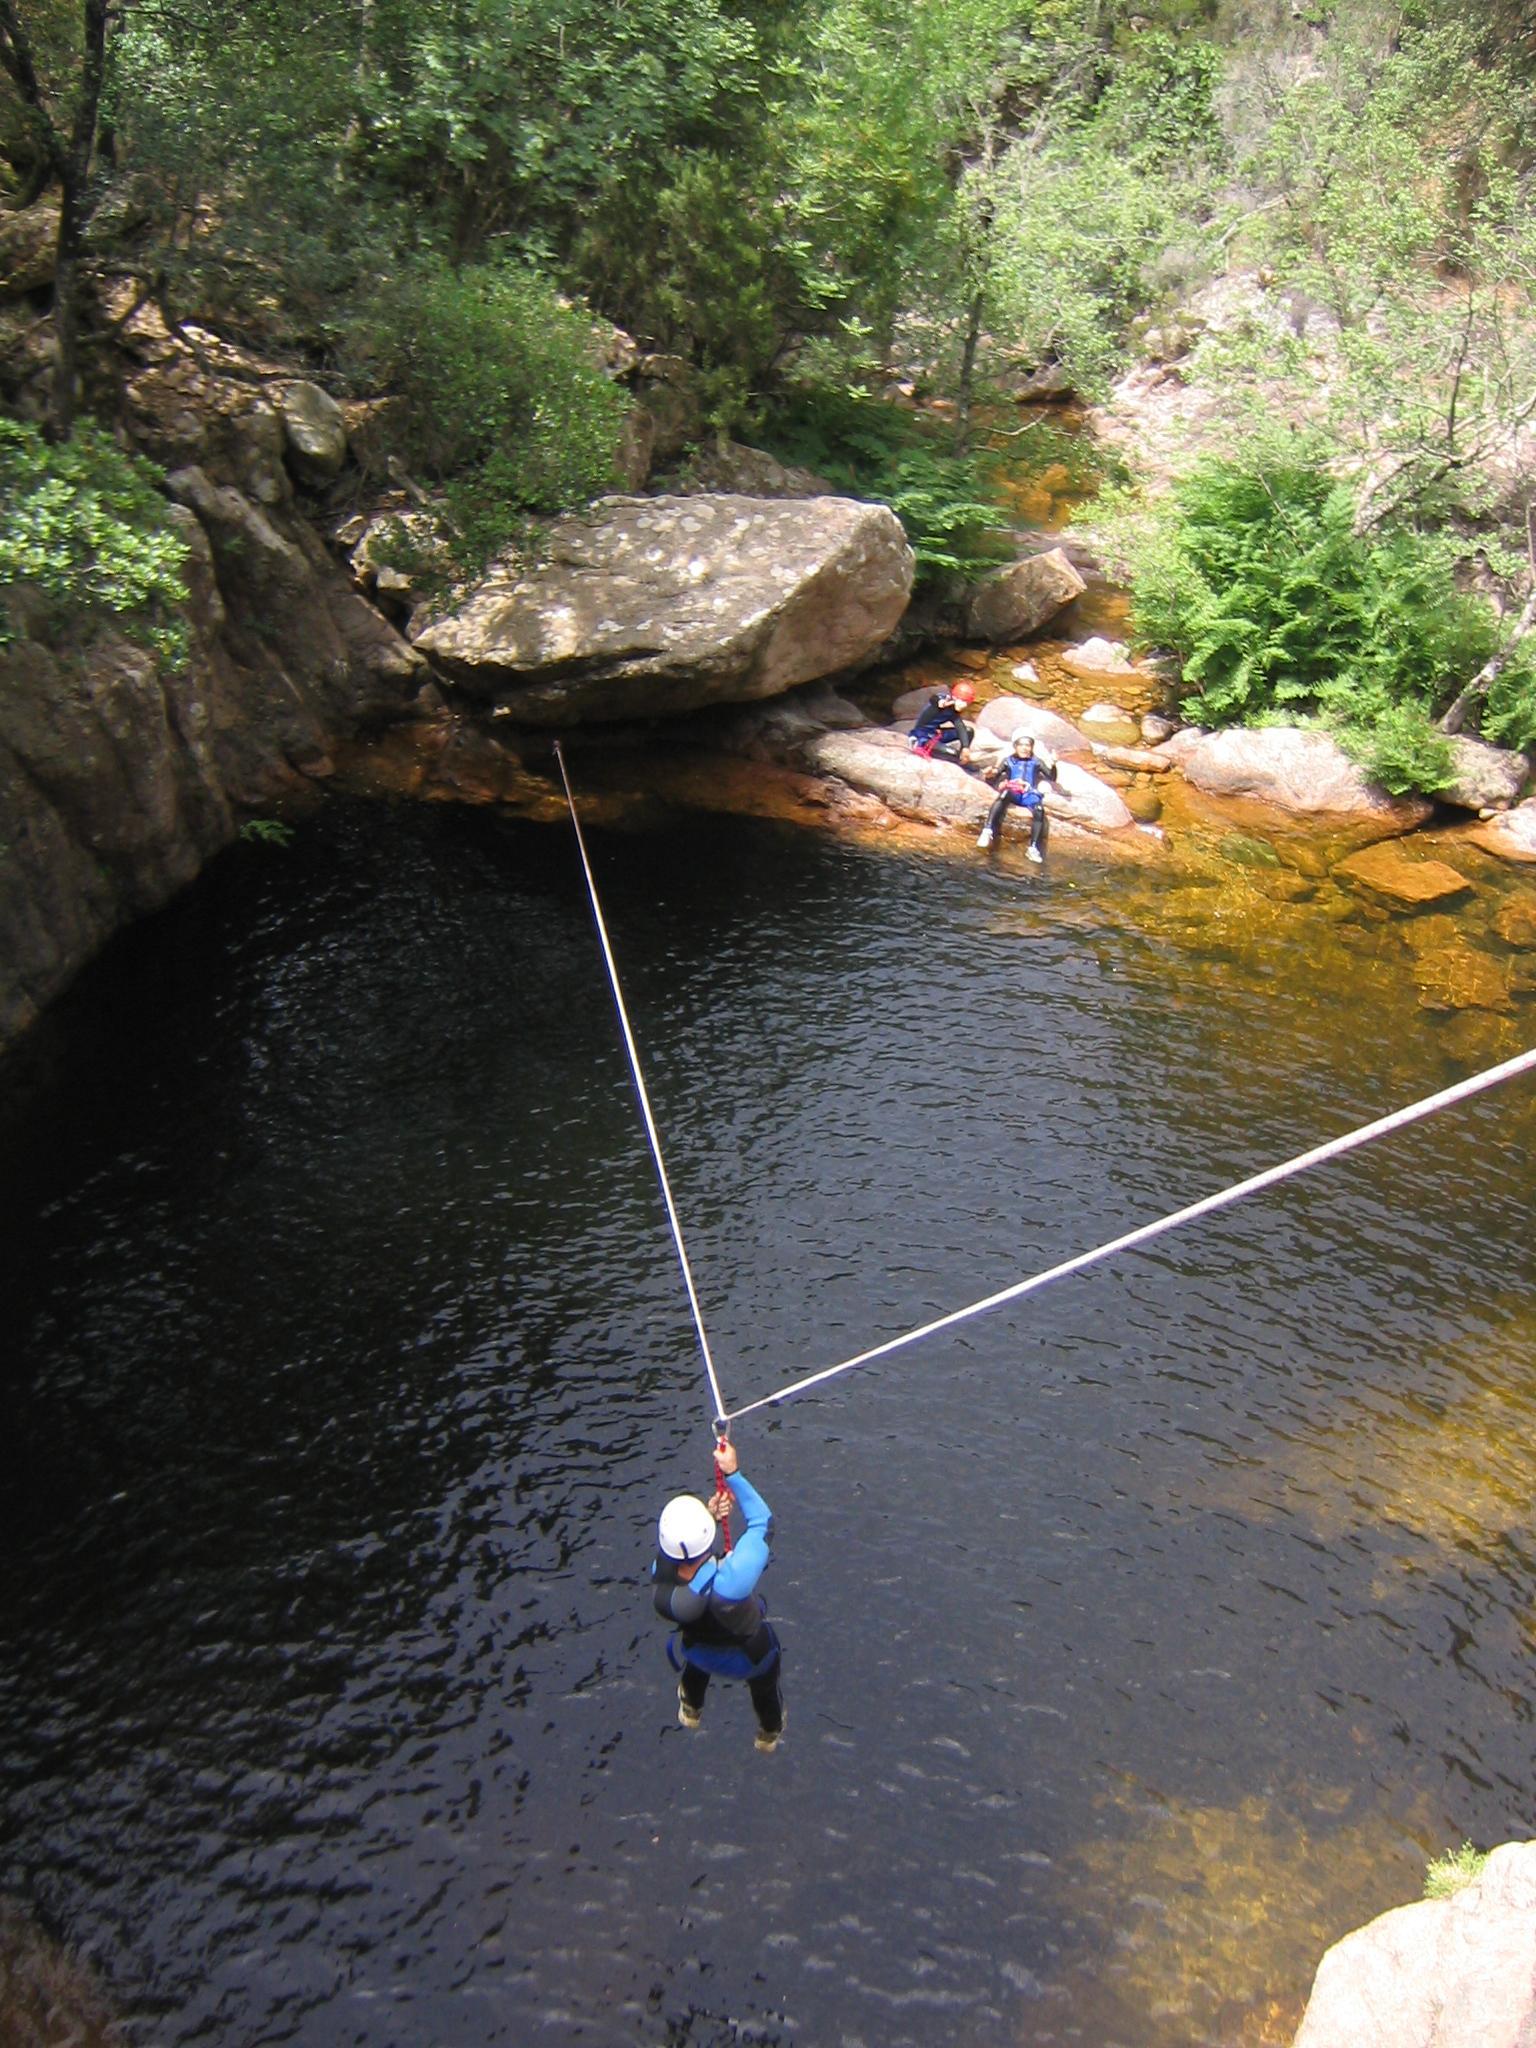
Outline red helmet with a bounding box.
[951,682,977,706]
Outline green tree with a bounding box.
[0,0,111,437]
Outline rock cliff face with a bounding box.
[0,296,927,1055]
[0,391,429,1048]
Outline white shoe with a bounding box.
[1026,845,1043,864]
[677,1684,702,1730]
[976,828,993,849]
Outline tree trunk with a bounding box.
[956,288,984,455]
[1439,584,1536,735]
[0,0,110,440]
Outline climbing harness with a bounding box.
[555,742,1536,1435]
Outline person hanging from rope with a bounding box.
[977,730,1058,861]
[908,681,977,767]
[652,1432,786,1754]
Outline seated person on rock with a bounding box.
[978,731,1058,862]
[908,682,976,766]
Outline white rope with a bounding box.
[723,1042,1536,1425]
[553,742,729,1426]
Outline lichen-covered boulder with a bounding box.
[0,196,59,297]
[276,380,350,484]
[1156,726,1432,822]
[963,547,1086,642]
[413,493,914,725]
[1439,734,1531,813]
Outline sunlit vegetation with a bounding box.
[3,0,1535,776]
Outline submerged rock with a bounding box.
[1493,899,1536,949]
[413,493,914,725]
[1333,842,1474,911]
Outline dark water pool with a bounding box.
[2,799,1534,2047]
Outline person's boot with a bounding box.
[678,1683,702,1730]
[754,1708,786,1754]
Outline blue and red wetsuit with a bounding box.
[652,1472,784,1733]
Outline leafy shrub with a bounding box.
[1482,654,1536,752]
[0,419,190,662]
[1093,437,1503,791]
[1331,694,1456,798]
[760,385,1011,585]
[348,256,627,567]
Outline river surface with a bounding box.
[2,793,1535,2048]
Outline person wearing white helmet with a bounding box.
[977,730,1057,860]
[652,1434,785,1753]
[908,680,977,766]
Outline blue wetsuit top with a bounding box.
[652,1473,778,1678]
[996,753,1053,805]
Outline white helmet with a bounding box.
[1012,731,1034,753]
[658,1494,717,1561]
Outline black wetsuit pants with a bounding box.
[680,1653,784,1735]
[985,791,1046,848]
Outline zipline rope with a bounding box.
[722,1042,1536,1426]
[554,741,730,1428]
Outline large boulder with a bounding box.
[803,727,1134,835]
[276,380,350,485]
[975,695,1088,757]
[0,475,426,1049]
[412,494,914,725]
[1156,726,1432,822]
[1439,734,1532,812]
[964,548,1086,642]
[667,440,835,500]
[1291,1842,1536,2048]
[0,196,59,297]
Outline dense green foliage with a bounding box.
[0,419,190,660]
[4,0,1536,766]
[1095,439,1520,790]
[762,387,1012,582]
[347,256,627,566]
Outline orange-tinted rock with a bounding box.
[1492,899,1536,949]
[1334,842,1474,910]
